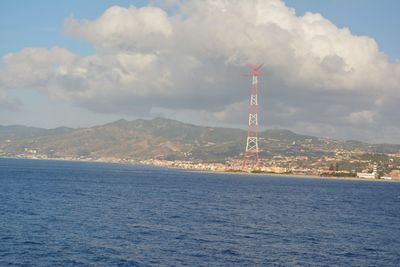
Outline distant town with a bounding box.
[4,150,400,181]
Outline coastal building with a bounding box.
[357,162,378,179]
[389,170,400,180]
[262,166,288,173]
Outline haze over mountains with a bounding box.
[1,118,400,162]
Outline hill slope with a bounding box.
[1,118,399,162]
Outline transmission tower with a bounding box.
[242,64,263,170]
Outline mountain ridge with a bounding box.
[1,117,400,162]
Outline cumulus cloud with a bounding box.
[64,6,173,53]
[0,0,399,142]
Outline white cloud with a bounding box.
[64,6,173,53]
[0,0,399,142]
[346,110,376,125]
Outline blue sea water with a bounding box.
[0,158,399,266]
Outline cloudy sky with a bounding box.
[0,0,399,143]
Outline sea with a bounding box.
[0,158,399,266]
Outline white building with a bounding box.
[357,163,378,179]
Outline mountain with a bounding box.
[1,118,400,162]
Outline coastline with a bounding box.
[184,167,400,183]
[2,156,398,183]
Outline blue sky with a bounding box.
[1,0,399,142]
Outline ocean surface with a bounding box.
[0,158,399,266]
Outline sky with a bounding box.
[0,0,399,143]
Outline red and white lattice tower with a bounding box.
[242,64,263,170]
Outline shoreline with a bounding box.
[2,156,399,183]
[184,167,399,183]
